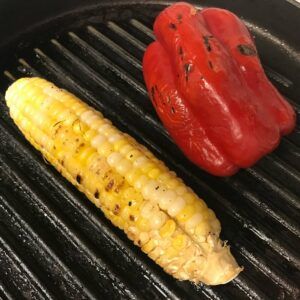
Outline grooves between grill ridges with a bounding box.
[0,235,53,300]
[87,25,142,71]
[0,188,96,300]
[36,39,300,235]
[107,21,146,52]
[0,281,14,300]
[65,32,147,96]
[8,52,300,267]
[0,156,142,300]
[0,108,195,300]
[1,71,298,298]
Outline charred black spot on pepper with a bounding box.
[129,215,135,221]
[177,13,183,23]
[169,23,177,30]
[151,86,157,106]
[155,186,160,190]
[203,35,213,52]
[94,190,100,199]
[137,240,141,246]
[178,46,184,60]
[154,85,159,92]
[128,201,132,206]
[76,174,82,184]
[171,107,175,114]
[237,44,257,56]
[184,63,192,82]
[61,160,64,166]
[208,61,214,69]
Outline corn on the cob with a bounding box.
[5,77,242,285]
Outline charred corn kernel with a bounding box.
[5,78,242,285]
[160,219,176,238]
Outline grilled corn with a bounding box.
[5,77,242,285]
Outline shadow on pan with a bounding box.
[0,0,299,299]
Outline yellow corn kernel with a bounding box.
[176,205,195,222]
[172,234,187,250]
[136,217,150,232]
[142,239,156,254]
[160,219,176,238]
[148,168,161,179]
[5,78,241,285]
[195,222,211,239]
[84,129,98,141]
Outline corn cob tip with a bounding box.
[199,239,242,285]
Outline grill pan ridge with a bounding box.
[0,0,299,299]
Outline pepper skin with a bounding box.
[143,2,296,176]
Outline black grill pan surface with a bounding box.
[0,0,299,299]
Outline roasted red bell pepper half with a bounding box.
[143,2,296,176]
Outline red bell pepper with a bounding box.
[143,2,296,176]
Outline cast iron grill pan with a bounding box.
[0,1,299,299]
